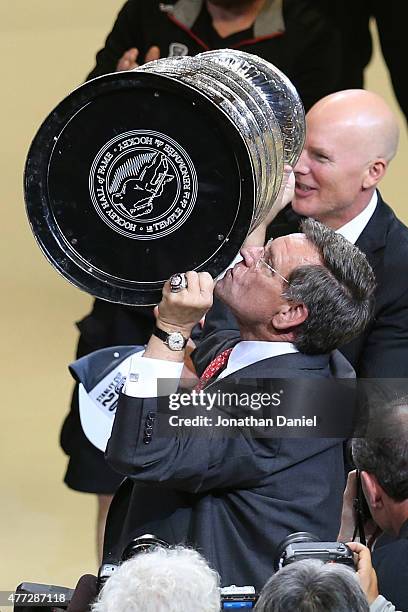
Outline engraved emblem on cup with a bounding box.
[89,130,198,240]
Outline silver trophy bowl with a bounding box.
[24,50,305,305]
[139,50,305,232]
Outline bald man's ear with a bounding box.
[362,158,387,189]
[361,471,384,510]
[272,302,308,331]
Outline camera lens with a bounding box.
[273,532,320,572]
[121,534,170,561]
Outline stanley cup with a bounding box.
[24,50,306,305]
[139,49,305,232]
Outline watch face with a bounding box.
[167,332,185,350]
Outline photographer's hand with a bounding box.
[337,469,358,542]
[337,470,382,547]
[347,541,379,605]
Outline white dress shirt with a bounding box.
[124,341,298,397]
[336,191,377,244]
[218,341,298,380]
[124,351,183,397]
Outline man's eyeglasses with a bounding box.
[256,257,289,284]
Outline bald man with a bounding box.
[193,89,408,379]
[293,90,399,230]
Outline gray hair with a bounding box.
[91,546,220,612]
[285,219,376,354]
[254,560,369,612]
[352,392,408,501]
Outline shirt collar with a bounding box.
[219,340,298,379]
[336,192,378,244]
[254,0,285,38]
[170,0,285,36]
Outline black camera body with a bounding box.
[13,582,74,612]
[99,536,260,608]
[220,585,258,609]
[274,532,355,572]
[280,541,354,566]
[97,563,119,593]
[15,532,355,611]
[97,534,170,592]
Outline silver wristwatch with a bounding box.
[153,326,188,351]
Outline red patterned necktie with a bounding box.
[194,348,233,391]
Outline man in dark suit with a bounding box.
[102,219,375,589]
[193,89,408,379]
[61,0,343,554]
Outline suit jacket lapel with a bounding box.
[355,193,392,269]
[203,352,331,392]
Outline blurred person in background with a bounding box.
[88,0,341,111]
[316,1,408,122]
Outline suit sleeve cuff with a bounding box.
[370,595,397,611]
[123,351,183,397]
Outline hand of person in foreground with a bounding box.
[143,272,214,361]
[347,541,379,605]
[157,271,214,336]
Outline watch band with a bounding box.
[153,325,188,350]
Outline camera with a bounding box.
[220,585,258,609]
[14,531,355,611]
[99,536,259,608]
[13,582,74,612]
[273,532,355,572]
[12,534,169,611]
[98,534,170,591]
